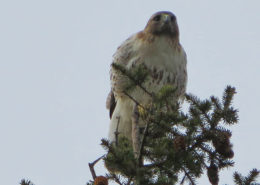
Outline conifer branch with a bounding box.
[99,66,259,185]
[20,179,34,185]
[233,168,260,185]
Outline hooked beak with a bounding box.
[162,14,171,24]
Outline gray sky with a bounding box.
[0,0,259,185]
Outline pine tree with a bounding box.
[87,64,260,185]
[20,65,259,185]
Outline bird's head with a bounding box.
[144,11,179,38]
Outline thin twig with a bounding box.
[123,91,145,110]
[182,167,196,185]
[112,63,153,97]
[123,90,168,131]
[123,91,156,121]
[180,174,186,185]
[88,155,105,180]
[111,174,124,185]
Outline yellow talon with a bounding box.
[138,105,146,116]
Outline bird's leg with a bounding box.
[132,103,141,159]
[114,116,120,146]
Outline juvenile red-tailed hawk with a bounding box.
[106,11,187,142]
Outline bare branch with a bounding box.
[88,155,105,180]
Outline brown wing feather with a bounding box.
[106,91,116,119]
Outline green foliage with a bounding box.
[97,63,259,185]
[102,137,136,177]
[101,84,241,184]
[20,179,34,185]
[233,169,260,185]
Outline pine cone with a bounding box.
[173,136,186,151]
[94,176,108,185]
[213,132,234,158]
[207,164,219,185]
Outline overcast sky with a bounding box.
[0,0,259,185]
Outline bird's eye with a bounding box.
[170,15,176,22]
[153,15,161,21]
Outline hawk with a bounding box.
[106,11,187,142]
